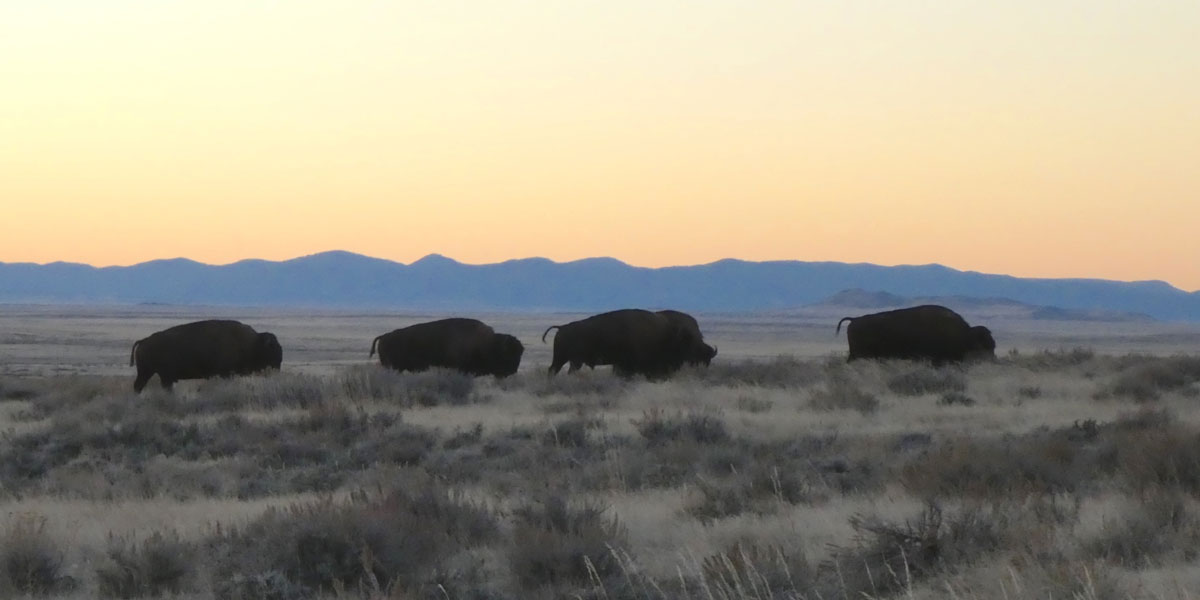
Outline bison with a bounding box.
[130,319,282,392]
[836,304,995,364]
[542,309,696,378]
[656,310,717,366]
[369,318,524,377]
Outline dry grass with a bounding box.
[1,310,1200,597]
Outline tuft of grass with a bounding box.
[699,541,813,598]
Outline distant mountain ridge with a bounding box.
[1,251,1198,321]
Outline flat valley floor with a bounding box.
[1,305,1199,599]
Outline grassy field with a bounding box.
[1,306,1200,599]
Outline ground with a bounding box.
[0,305,1199,599]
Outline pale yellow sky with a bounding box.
[2,2,1197,290]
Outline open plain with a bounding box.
[1,305,1200,599]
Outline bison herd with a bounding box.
[128,305,994,392]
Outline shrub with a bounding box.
[734,395,773,413]
[900,432,1088,499]
[209,479,499,598]
[0,377,39,401]
[196,374,329,412]
[1105,355,1200,401]
[544,416,603,449]
[510,371,629,401]
[901,410,1200,500]
[1083,492,1200,565]
[687,356,823,388]
[96,530,197,598]
[824,503,1008,599]
[336,365,409,402]
[686,477,756,522]
[809,379,879,414]
[401,369,477,406]
[886,367,966,396]
[1008,347,1096,370]
[1111,417,1200,495]
[509,495,627,591]
[632,409,729,446]
[0,514,69,596]
[336,366,479,406]
[685,465,822,522]
[938,391,976,407]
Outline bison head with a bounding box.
[967,326,995,360]
[695,342,718,366]
[489,334,524,377]
[255,332,283,370]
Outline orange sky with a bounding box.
[2,2,1198,290]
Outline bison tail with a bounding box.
[835,317,854,336]
[369,336,382,358]
[129,340,140,366]
[541,325,560,344]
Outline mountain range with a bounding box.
[1,251,1197,321]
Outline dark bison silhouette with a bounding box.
[369,318,524,377]
[656,309,717,366]
[542,309,698,378]
[836,305,995,364]
[130,319,282,392]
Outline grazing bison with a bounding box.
[656,309,718,366]
[542,309,694,378]
[130,320,282,392]
[836,305,995,364]
[369,318,524,377]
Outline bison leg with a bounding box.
[567,360,584,374]
[133,369,153,393]
[159,376,176,391]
